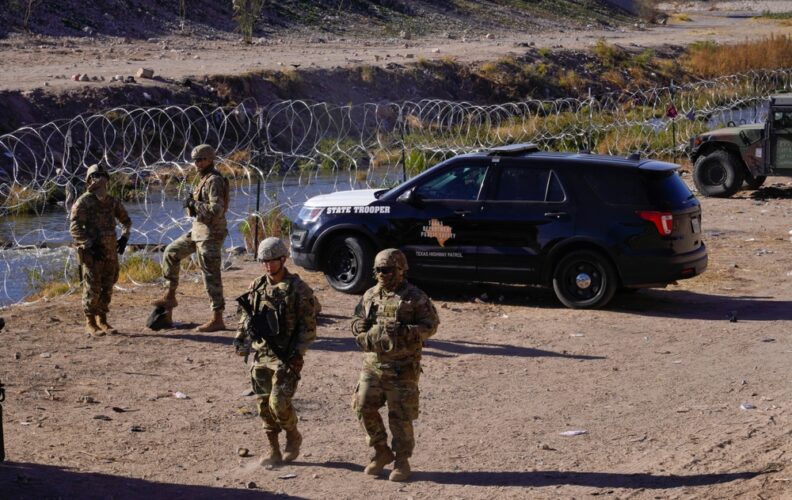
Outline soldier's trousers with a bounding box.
[81,249,119,316]
[251,354,300,434]
[161,232,225,311]
[353,361,420,457]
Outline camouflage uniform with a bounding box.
[352,249,439,481]
[69,189,131,317]
[161,164,230,311]
[236,271,318,433]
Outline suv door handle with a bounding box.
[544,211,568,219]
[454,209,471,216]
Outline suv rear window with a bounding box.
[584,169,693,207]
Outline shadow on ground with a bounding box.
[312,336,604,360]
[411,469,762,489]
[0,461,300,499]
[419,282,792,321]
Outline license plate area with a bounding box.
[691,216,701,234]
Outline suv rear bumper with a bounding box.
[618,244,708,287]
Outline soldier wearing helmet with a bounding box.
[233,237,320,466]
[351,248,439,482]
[69,164,132,336]
[152,144,230,332]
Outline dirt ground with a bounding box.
[3,1,792,94]
[0,173,791,499]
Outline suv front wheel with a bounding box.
[322,235,375,294]
[552,250,617,309]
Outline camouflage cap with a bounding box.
[257,237,289,261]
[374,248,408,271]
[85,164,109,182]
[191,144,216,161]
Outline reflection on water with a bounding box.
[0,170,401,305]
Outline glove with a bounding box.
[117,234,129,255]
[287,355,304,375]
[182,196,195,211]
[233,337,250,357]
[351,318,372,336]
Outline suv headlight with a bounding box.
[298,206,323,223]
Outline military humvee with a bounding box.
[689,94,792,197]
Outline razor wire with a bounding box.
[1,67,791,305]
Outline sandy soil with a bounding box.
[3,2,792,94]
[0,175,791,499]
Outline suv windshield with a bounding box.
[584,169,693,208]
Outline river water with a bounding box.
[0,169,402,305]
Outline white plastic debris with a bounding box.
[559,430,588,436]
[739,403,756,410]
[173,391,189,399]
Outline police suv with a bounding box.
[291,144,707,309]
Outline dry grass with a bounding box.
[119,253,162,283]
[684,35,792,77]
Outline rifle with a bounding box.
[236,293,297,365]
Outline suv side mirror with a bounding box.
[398,188,422,206]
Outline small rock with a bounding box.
[431,48,440,53]
[136,67,154,79]
[247,481,257,489]
[740,403,756,410]
[278,473,297,479]
[14,352,21,360]
[485,33,494,39]
[72,74,81,81]
[80,74,90,82]
[130,425,144,432]
[237,447,250,457]
[40,352,51,358]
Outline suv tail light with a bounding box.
[637,211,673,236]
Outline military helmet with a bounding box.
[191,144,216,161]
[85,164,109,182]
[374,248,409,271]
[257,237,289,261]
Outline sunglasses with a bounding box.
[375,266,395,274]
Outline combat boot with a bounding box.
[196,309,226,332]
[364,443,394,475]
[389,456,411,482]
[282,428,302,462]
[96,314,118,335]
[259,431,282,467]
[152,287,177,309]
[84,315,105,337]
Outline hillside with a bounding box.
[0,0,633,39]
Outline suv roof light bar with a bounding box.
[486,143,540,156]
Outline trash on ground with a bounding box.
[559,430,587,436]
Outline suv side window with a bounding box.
[494,166,565,202]
[414,164,487,201]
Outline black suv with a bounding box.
[291,144,707,308]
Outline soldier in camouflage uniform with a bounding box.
[351,248,439,482]
[153,144,230,332]
[234,237,319,466]
[69,164,132,336]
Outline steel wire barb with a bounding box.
[0,68,790,304]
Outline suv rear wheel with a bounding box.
[322,235,375,294]
[552,250,617,309]
[693,150,745,197]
